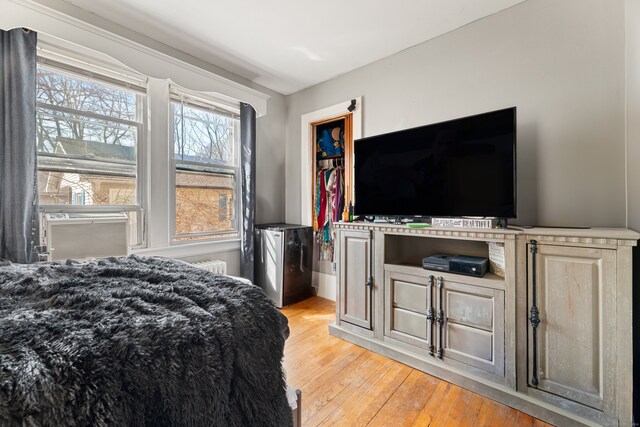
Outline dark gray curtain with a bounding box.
[0,28,39,263]
[240,103,256,282]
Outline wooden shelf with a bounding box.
[383,263,506,290]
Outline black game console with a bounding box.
[421,253,454,272]
[422,253,489,277]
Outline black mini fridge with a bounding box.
[255,224,313,308]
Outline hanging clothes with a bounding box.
[317,167,329,233]
[313,162,344,262]
[332,167,343,222]
[322,167,334,251]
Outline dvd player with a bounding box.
[422,253,489,277]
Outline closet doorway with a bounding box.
[311,113,352,262]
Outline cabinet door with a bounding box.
[384,271,505,377]
[384,271,434,352]
[439,279,505,376]
[527,243,615,410]
[338,230,372,329]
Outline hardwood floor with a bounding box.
[281,296,553,427]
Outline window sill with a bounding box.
[131,238,241,259]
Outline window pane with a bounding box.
[37,108,138,159]
[174,171,237,241]
[172,98,238,242]
[36,64,141,210]
[173,102,235,166]
[38,170,136,206]
[37,67,137,121]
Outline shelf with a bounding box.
[384,233,495,266]
[383,263,506,291]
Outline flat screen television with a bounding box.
[353,107,516,218]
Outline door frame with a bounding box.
[299,97,362,226]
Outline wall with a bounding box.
[627,0,640,231]
[285,0,627,228]
[625,0,640,420]
[256,92,286,225]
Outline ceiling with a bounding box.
[55,0,526,95]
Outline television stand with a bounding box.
[331,221,638,427]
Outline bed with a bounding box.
[0,255,293,427]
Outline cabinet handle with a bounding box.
[365,230,374,329]
[528,240,541,387]
[426,275,435,356]
[436,276,444,359]
[365,230,374,289]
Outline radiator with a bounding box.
[191,260,227,275]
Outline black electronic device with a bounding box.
[421,253,454,272]
[449,255,489,277]
[353,107,516,218]
[422,253,489,278]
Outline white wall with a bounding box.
[286,0,627,228]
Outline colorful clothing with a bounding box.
[313,164,345,262]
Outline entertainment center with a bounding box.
[330,223,638,426]
[319,106,638,425]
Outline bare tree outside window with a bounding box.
[173,103,234,165]
[37,67,137,154]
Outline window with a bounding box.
[171,94,239,242]
[36,62,146,246]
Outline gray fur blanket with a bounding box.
[0,255,292,427]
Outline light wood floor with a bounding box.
[282,296,553,427]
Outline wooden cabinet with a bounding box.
[384,266,505,382]
[330,223,639,427]
[337,229,373,330]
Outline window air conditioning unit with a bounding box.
[45,212,129,261]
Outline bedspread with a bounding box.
[0,255,291,427]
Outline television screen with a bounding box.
[353,107,516,218]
